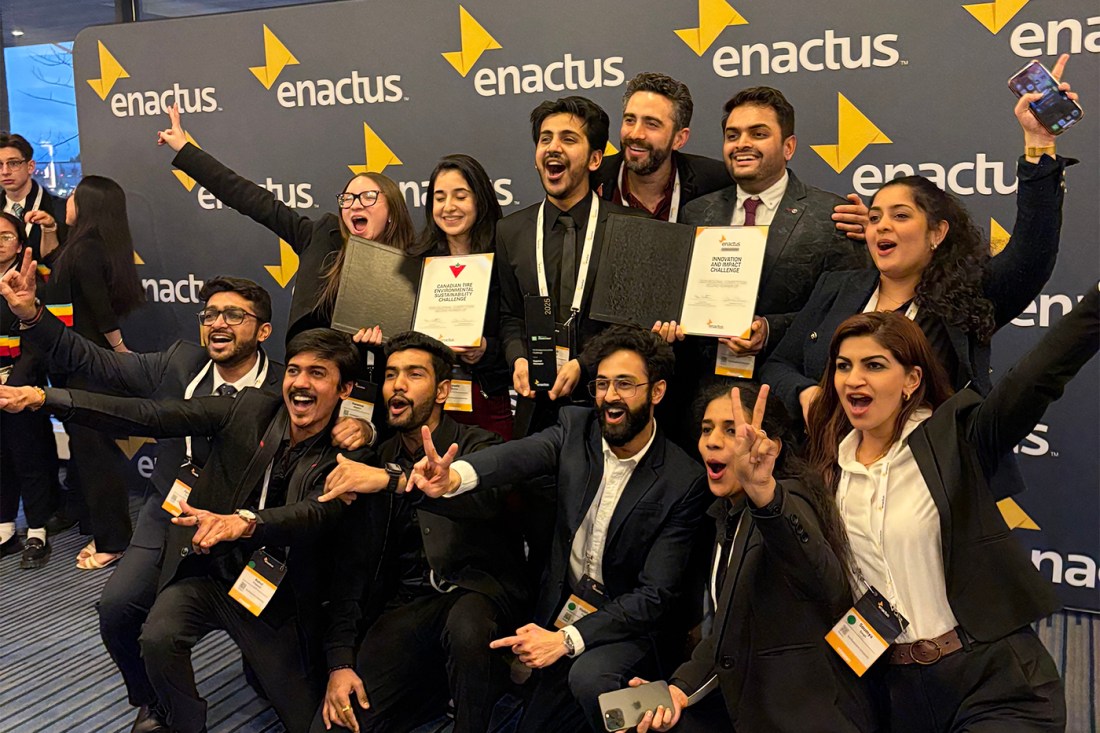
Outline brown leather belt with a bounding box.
[888,628,964,665]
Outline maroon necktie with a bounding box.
[743,197,761,226]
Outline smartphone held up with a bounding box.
[1008,60,1084,135]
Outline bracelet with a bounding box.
[41,225,57,233]
[328,664,354,674]
[19,301,45,328]
[108,337,125,349]
[1026,145,1055,158]
[28,387,46,411]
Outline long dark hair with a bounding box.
[695,380,852,576]
[807,312,954,490]
[316,172,416,312]
[57,175,144,317]
[875,176,996,343]
[410,154,501,257]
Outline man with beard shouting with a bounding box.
[308,331,528,733]
[406,326,711,733]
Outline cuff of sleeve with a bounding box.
[748,482,785,518]
[325,647,356,670]
[562,625,585,657]
[1017,153,1079,179]
[43,387,72,415]
[448,460,479,497]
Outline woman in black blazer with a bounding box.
[762,59,1080,424]
[156,104,416,342]
[799,286,1098,732]
[626,382,877,733]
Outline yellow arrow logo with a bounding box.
[989,217,1011,255]
[604,141,619,156]
[997,497,1040,530]
[134,250,144,265]
[115,436,156,460]
[810,94,892,173]
[674,0,748,57]
[249,25,300,90]
[171,132,204,191]
[265,238,300,289]
[87,41,130,100]
[963,0,1029,34]
[348,122,402,176]
[442,6,502,77]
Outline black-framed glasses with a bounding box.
[335,190,381,208]
[196,307,260,326]
[588,379,651,398]
[0,159,27,171]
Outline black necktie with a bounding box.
[216,384,238,397]
[558,213,577,321]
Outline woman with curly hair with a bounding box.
[760,55,1079,426]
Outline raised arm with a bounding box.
[44,389,234,439]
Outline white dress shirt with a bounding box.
[729,171,788,226]
[837,409,959,642]
[211,352,263,395]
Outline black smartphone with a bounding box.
[1007,60,1084,136]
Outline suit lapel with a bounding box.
[571,420,606,533]
[907,426,953,576]
[714,517,758,653]
[234,409,289,507]
[605,435,666,547]
[760,171,807,291]
[707,187,738,226]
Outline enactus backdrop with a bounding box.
[70,0,1098,609]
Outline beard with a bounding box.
[599,393,653,447]
[206,331,259,368]
[387,393,435,433]
[621,138,672,178]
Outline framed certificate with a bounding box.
[590,215,767,338]
[412,253,494,347]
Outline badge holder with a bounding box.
[444,365,474,412]
[229,549,288,617]
[554,574,606,629]
[340,379,378,423]
[825,585,908,676]
[714,342,755,379]
[163,461,201,517]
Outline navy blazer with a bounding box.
[462,406,711,649]
[762,154,1073,421]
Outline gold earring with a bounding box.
[903,391,911,401]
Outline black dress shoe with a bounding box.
[131,704,170,733]
[0,534,23,558]
[44,512,79,534]
[19,537,51,569]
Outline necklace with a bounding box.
[876,290,913,312]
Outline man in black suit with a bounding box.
[0,132,67,260]
[307,331,528,733]
[409,327,711,732]
[592,72,730,223]
[0,328,369,733]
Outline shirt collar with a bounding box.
[601,418,658,467]
[544,191,594,234]
[619,156,678,215]
[211,350,264,394]
[735,170,788,213]
[838,407,932,473]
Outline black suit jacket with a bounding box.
[2,179,68,261]
[173,143,341,342]
[899,285,1097,642]
[670,489,877,733]
[680,168,870,349]
[322,415,530,669]
[44,388,368,635]
[494,195,642,372]
[592,151,732,218]
[463,407,711,649]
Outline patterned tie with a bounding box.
[11,203,25,222]
[215,384,238,397]
[743,197,761,226]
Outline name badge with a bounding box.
[162,462,200,517]
[554,574,605,629]
[444,377,474,412]
[826,586,908,676]
[714,343,755,379]
[340,380,378,423]
[228,549,287,617]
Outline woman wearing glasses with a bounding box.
[157,104,415,342]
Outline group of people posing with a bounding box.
[0,56,1094,733]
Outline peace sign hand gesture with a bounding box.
[730,385,780,508]
[157,103,189,152]
[409,425,461,498]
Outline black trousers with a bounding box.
[518,636,657,733]
[883,627,1065,732]
[675,688,734,733]
[0,409,59,527]
[310,590,509,733]
[97,493,165,707]
[140,576,321,733]
[65,423,132,552]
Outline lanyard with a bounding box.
[865,286,919,320]
[181,351,269,461]
[535,193,600,320]
[258,461,274,510]
[617,164,681,222]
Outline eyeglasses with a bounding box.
[0,159,27,171]
[336,190,381,208]
[196,307,260,326]
[0,233,19,244]
[588,379,651,398]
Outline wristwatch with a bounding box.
[384,462,404,493]
[235,509,260,526]
[562,629,576,657]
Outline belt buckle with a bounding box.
[911,638,942,665]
